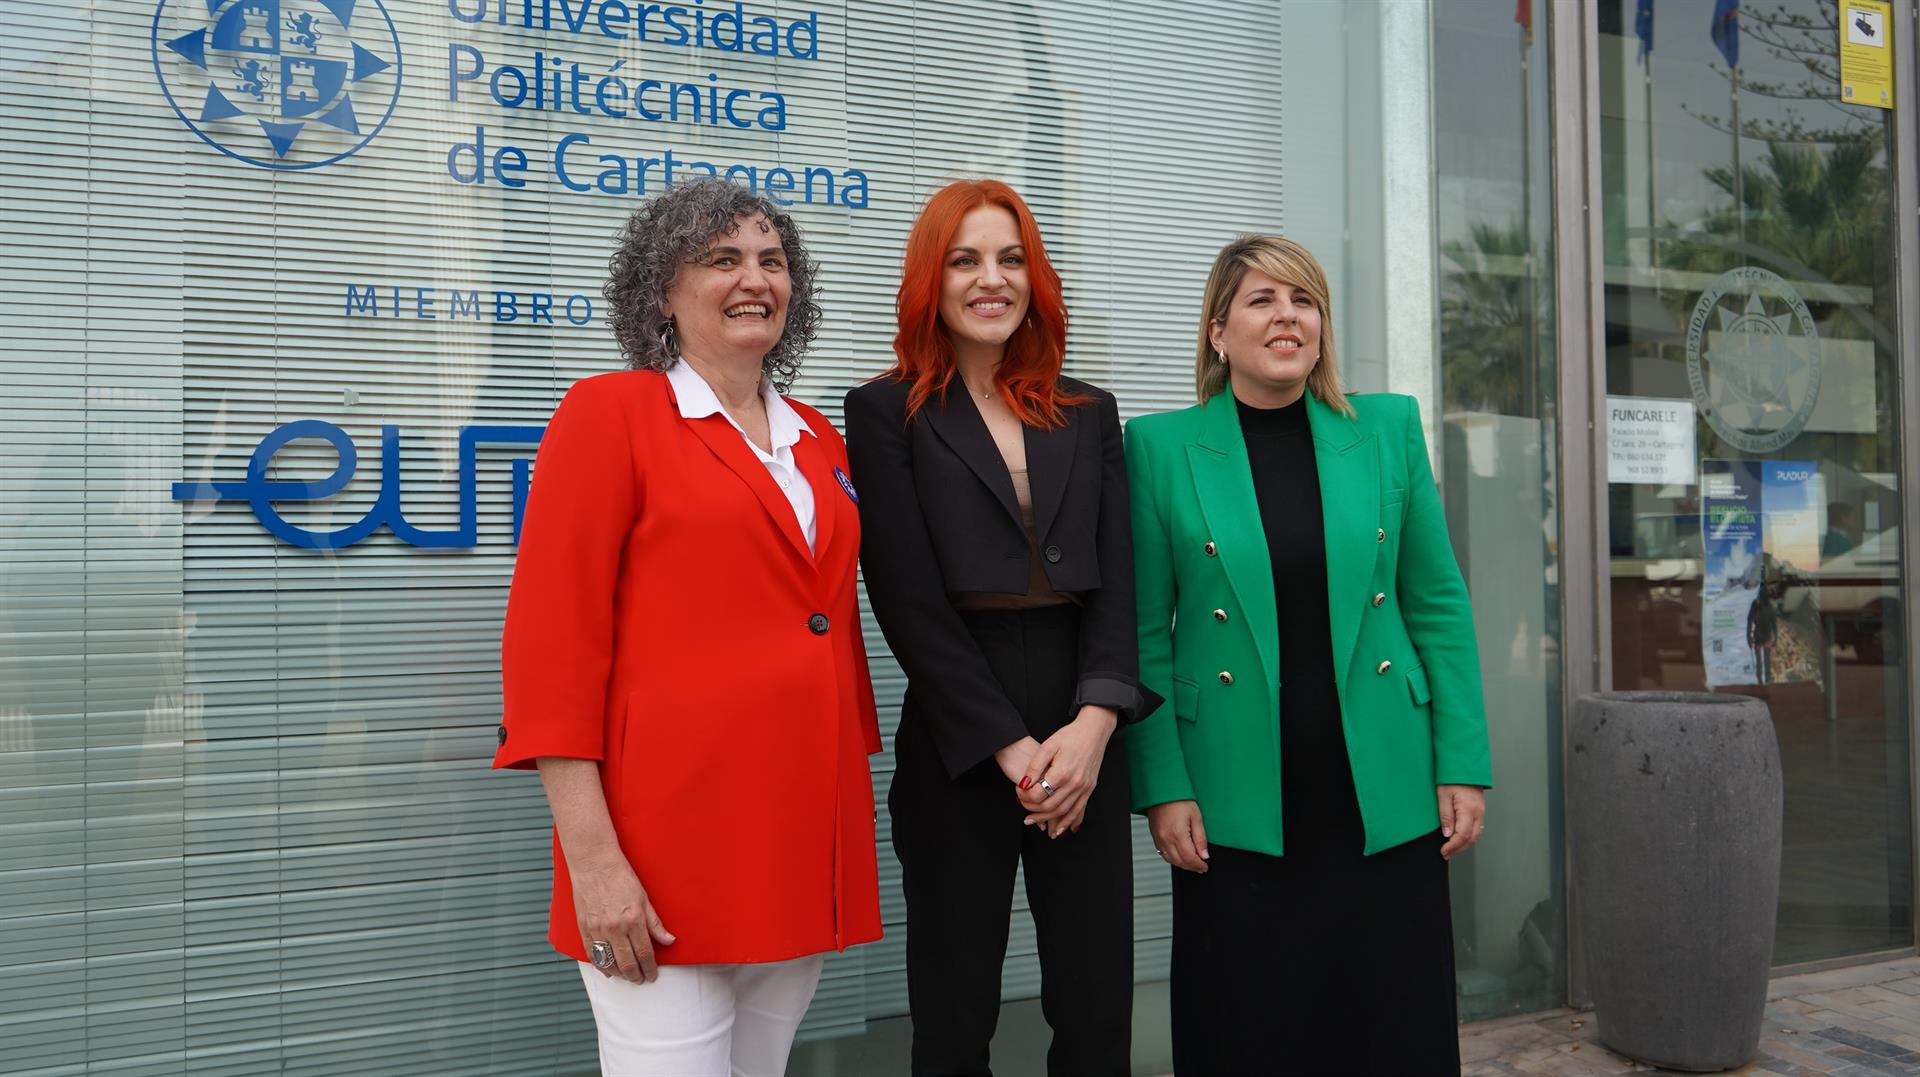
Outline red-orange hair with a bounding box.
[885,179,1086,427]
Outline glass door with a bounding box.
[1433,0,1566,1021]
[1598,0,1911,963]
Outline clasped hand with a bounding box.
[993,705,1118,838]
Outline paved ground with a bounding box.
[1460,956,1920,1075]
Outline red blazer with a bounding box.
[493,370,883,966]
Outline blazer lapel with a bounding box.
[789,430,840,568]
[1307,391,1379,687]
[684,415,816,567]
[1024,411,1075,543]
[923,388,1024,533]
[1188,390,1279,697]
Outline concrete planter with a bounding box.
[1568,691,1782,1072]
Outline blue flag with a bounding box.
[1710,0,1739,69]
[1636,0,1654,62]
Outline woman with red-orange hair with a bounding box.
[845,179,1158,1075]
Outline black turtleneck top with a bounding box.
[1236,394,1364,857]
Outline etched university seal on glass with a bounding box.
[1684,266,1823,455]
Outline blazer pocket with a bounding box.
[1405,664,1433,707]
[1172,676,1200,723]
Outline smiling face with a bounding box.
[937,204,1031,361]
[661,212,791,369]
[1210,267,1323,408]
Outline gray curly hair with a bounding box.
[604,178,821,391]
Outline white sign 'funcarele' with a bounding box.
[1607,395,1697,486]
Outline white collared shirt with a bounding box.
[666,359,818,552]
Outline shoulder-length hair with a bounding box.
[604,177,821,392]
[884,179,1085,427]
[1194,234,1354,417]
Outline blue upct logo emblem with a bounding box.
[171,421,544,550]
[151,0,403,170]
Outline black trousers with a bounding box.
[1170,835,1461,1076]
[890,605,1134,1077]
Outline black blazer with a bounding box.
[844,374,1160,778]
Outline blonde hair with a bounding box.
[1193,234,1354,416]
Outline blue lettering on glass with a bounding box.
[445,44,788,130]
[171,420,544,549]
[429,4,870,206]
[531,130,869,207]
[440,0,821,57]
[343,284,592,324]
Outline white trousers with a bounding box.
[576,953,824,1077]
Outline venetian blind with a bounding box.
[2,0,1294,1072]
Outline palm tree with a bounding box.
[1659,134,1889,291]
[1439,218,1540,416]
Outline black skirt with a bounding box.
[1170,830,1460,1076]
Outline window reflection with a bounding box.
[1434,0,1565,1022]
[1599,0,1911,965]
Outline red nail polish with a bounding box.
[1019,777,1032,790]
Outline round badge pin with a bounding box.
[833,467,858,503]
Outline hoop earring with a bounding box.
[660,318,678,357]
[1214,350,1227,365]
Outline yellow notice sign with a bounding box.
[1840,0,1895,110]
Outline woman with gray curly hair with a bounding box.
[492,177,884,1076]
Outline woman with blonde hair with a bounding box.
[1124,234,1491,1074]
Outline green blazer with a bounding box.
[1124,386,1492,856]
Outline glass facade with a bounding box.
[1598,0,1913,966]
[1433,0,1565,1021]
[0,1,1909,1074]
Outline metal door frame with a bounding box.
[1894,0,1920,965]
[1548,0,1608,1007]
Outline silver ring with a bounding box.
[1039,779,1056,798]
[589,940,616,970]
